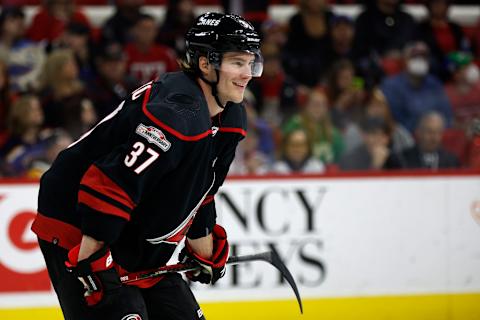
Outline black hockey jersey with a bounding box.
[32,71,247,272]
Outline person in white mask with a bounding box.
[380,41,453,133]
[444,51,480,131]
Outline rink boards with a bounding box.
[0,172,479,319]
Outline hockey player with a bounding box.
[31,12,263,320]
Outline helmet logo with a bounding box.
[198,17,220,26]
[237,19,254,30]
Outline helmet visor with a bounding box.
[212,50,263,78]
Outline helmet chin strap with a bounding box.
[199,69,225,109]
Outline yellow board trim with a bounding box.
[1,293,479,320]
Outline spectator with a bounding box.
[0,94,48,176]
[385,111,459,169]
[0,6,46,93]
[54,22,95,85]
[365,87,414,154]
[249,41,298,126]
[88,42,137,119]
[38,48,97,139]
[260,19,287,48]
[415,0,471,81]
[324,15,355,66]
[272,128,325,174]
[26,129,73,179]
[101,0,144,45]
[325,59,365,130]
[228,128,270,176]
[339,116,391,171]
[352,0,416,86]
[26,0,92,43]
[283,87,344,165]
[157,0,196,57]
[125,13,178,85]
[282,0,334,87]
[444,51,480,131]
[243,89,276,163]
[380,41,453,132]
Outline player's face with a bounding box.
[217,52,255,104]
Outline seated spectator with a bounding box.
[282,0,334,87]
[260,19,287,48]
[125,13,178,85]
[228,128,270,176]
[0,6,46,93]
[385,111,459,170]
[38,48,97,139]
[243,89,276,163]
[339,116,391,171]
[26,0,92,43]
[365,87,414,154]
[324,15,355,66]
[157,0,196,58]
[26,129,73,178]
[88,42,138,119]
[54,22,95,85]
[325,59,365,130]
[444,51,480,131]
[380,41,453,132]
[352,0,416,86]
[0,94,49,176]
[249,41,298,126]
[272,128,325,174]
[415,0,471,81]
[283,87,344,165]
[101,0,144,45]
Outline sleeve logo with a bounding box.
[136,124,171,152]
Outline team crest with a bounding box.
[121,314,142,320]
[136,124,171,151]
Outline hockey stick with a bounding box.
[120,251,303,314]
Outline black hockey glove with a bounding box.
[65,244,122,307]
[180,224,229,285]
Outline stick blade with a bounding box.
[266,251,304,314]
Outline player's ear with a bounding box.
[198,56,210,76]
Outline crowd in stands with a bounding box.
[1,0,480,178]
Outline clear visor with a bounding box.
[212,50,264,78]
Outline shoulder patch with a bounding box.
[136,124,171,151]
[164,93,200,119]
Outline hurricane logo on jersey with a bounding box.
[211,126,219,137]
[136,124,171,152]
[121,314,142,320]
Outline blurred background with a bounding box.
[0,0,479,319]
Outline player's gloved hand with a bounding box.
[65,244,122,307]
[180,224,229,285]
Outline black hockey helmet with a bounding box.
[185,12,263,78]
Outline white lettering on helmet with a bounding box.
[198,17,220,26]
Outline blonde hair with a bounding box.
[39,49,83,97]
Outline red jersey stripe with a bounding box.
[81,165,135,210]
[141,86,213,141]
[31,212,82,250]
[78,190,131,221]
[201,195,214,206]
[219,127,247,136]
